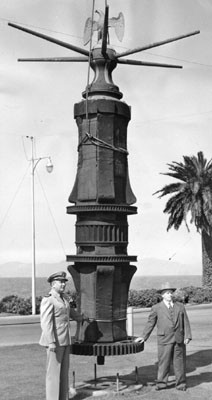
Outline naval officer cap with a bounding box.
[47,271,68,283]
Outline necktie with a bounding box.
[168,304,174,322]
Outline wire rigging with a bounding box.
[21,136,30,161]
[85,0,95,125]
[36,171,67,258]
[0,16,82,40]
[146,50,212,68]
[132,108,212,126]
[168,237,192,260]
[0,163,30,231]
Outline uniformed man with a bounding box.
[39,271,87,400]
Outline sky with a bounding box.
[0,0,212,275]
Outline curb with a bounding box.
[0,315,40,325]
[0,303,211,326]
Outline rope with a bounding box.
[78,132,129,155]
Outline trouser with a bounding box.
[46,345,70,400]
[157,342,186,387]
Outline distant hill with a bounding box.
[0,258,201,277]
[0,261,68,278]
[136,258,201,276]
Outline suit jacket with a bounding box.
[39,288,83,347]
[142,301,192,345]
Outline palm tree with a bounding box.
[154,151,212,287]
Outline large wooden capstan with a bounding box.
[9,3,199,364]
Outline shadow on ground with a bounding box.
[186,349,212,387]
[120,348,212,389]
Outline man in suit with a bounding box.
[39,271,88,400]
[135,282,192,391]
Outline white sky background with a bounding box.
[0,0,211,274]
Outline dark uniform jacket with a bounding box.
[142,301,192,345]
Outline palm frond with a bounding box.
[153,183,183,197]
[155,151,212,233]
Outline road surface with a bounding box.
[0,304,211,347]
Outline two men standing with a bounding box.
[39,274,192,398]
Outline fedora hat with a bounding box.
[47,271,68,283]
[157,282,176,294]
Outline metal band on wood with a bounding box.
[78,132,129,154]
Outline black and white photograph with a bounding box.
[0,1,211,399]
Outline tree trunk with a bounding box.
[201,229,212,287]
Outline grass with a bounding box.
[0,305,212,399]
[0,345,45,400]
[1,343,212,400]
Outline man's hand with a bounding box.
[134,337,144,343]
[81,314,91,323]
[49,343,56,352]
[184,338,191,345]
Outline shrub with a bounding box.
[0,286,212,314]
[173,288,189,303]
[128,289,160,308]
[0,292,76,315]
[182,286,212,304]
[0,295,42,315]
[127,286,212,308]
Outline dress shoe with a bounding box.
[176,385,187,391]
[155,384,167,391]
